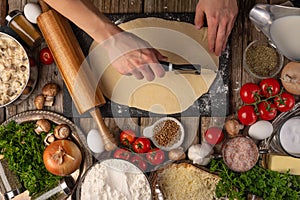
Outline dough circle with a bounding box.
[88,18,219,114]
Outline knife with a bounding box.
[159,61,201,75]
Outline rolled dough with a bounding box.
[88,17,219,114]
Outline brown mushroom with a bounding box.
[42,83,60,106]
[44,133,56,146]
[34,94,45,110]
[54,124,71,139]
[35,119,51,135]
[224,119,244,137]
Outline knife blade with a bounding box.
[159,61,201,75]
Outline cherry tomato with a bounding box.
[204,127,224,145]
[240,83,261,104]
[274,92,295,112]
[120,130,136,146]
[259,78,281,98]
[238,105,258,125]
[130,155,148,171]
[39,47,54,65]
[146,148,165,165]
[133,138,151,153]
[258,101,277,121]
[113,148,131,160]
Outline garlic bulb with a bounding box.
[188,143,214,166]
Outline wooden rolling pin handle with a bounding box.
[89,108,117,151]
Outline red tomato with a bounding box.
[120,130,136,146]
[133,138,151,153]
[146,148,165,165]
[259,78,281,98]
[130,155,148,171]
[113,148,131,160]
[258,101,277,121]
[240,83,261,104]
[238,105,258,125]
[274,92,295,112]
[39,47,54,65]
[204,127,224,145]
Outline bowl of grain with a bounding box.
[0,32,30,107]
[243,40,284,79]
[143,117,184,151]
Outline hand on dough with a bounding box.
[194,0,238,56]
[102,32,167,81]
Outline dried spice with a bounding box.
[153,120,181,147]
[246,45,278,77]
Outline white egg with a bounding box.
[87,129,105,154]
[24,3,42,24]
[248,120,273,140]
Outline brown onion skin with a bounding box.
[281,62,300,95]
[43,140,82,176]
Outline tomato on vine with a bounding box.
[274,92,295,112]
[120,130,136,146]
[259,78,281,98]
[240,83,261,104]
[258,101,277,121]
[238,105,258,125]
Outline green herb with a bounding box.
[0,121,60,196]
[246,45,278,77]
[209,159,300,200]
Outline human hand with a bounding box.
[102,31,167,81]
[195,0,238,56]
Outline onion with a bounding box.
[43,140,82,176]
[281,62,300,95]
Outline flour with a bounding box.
[80,159,151,200]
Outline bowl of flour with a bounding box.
[76,159,152,200]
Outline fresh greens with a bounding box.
[0,121,60,196]
[209,159,300,200]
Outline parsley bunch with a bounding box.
[0,121,60,196]
[210,159,300,200]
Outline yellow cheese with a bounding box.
[267,154,300,175]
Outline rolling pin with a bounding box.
[37,2,117,151]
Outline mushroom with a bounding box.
[34,94,45,110]
[42,83,60,106]
[35,119,51,134]
[54,124,71,139]
[44,133,55,146]
[224,119,244,137]
[168,147,186,161]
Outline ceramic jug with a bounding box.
[250,4,300,61]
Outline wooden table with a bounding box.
[0,0,295,197]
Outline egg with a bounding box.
[24,3,42,24]
[248,120,273,140]
[87,129,105,154]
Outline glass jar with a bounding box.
[5,10,42,48]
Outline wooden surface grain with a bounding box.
[0,0,289,147]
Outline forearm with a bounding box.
[43,0,123,43]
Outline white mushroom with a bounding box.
[35,119,51,135]
[42,83,60,106]
[44,133,55,146]
[54,124,71,139]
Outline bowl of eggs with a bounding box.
[0,32,31,107]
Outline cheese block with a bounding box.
[267,154,300,175]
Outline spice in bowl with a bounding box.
[143,117,184,151]
[243,40,283,79]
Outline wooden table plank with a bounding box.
[94,0,143,13]
[144,0,198,13]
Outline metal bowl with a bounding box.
[0,32,33,108]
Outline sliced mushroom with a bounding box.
[35,119,51,135]
[42,83,60,106]
[34,94,45,110]
[44,133,56,146]
[54,124,71,139]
